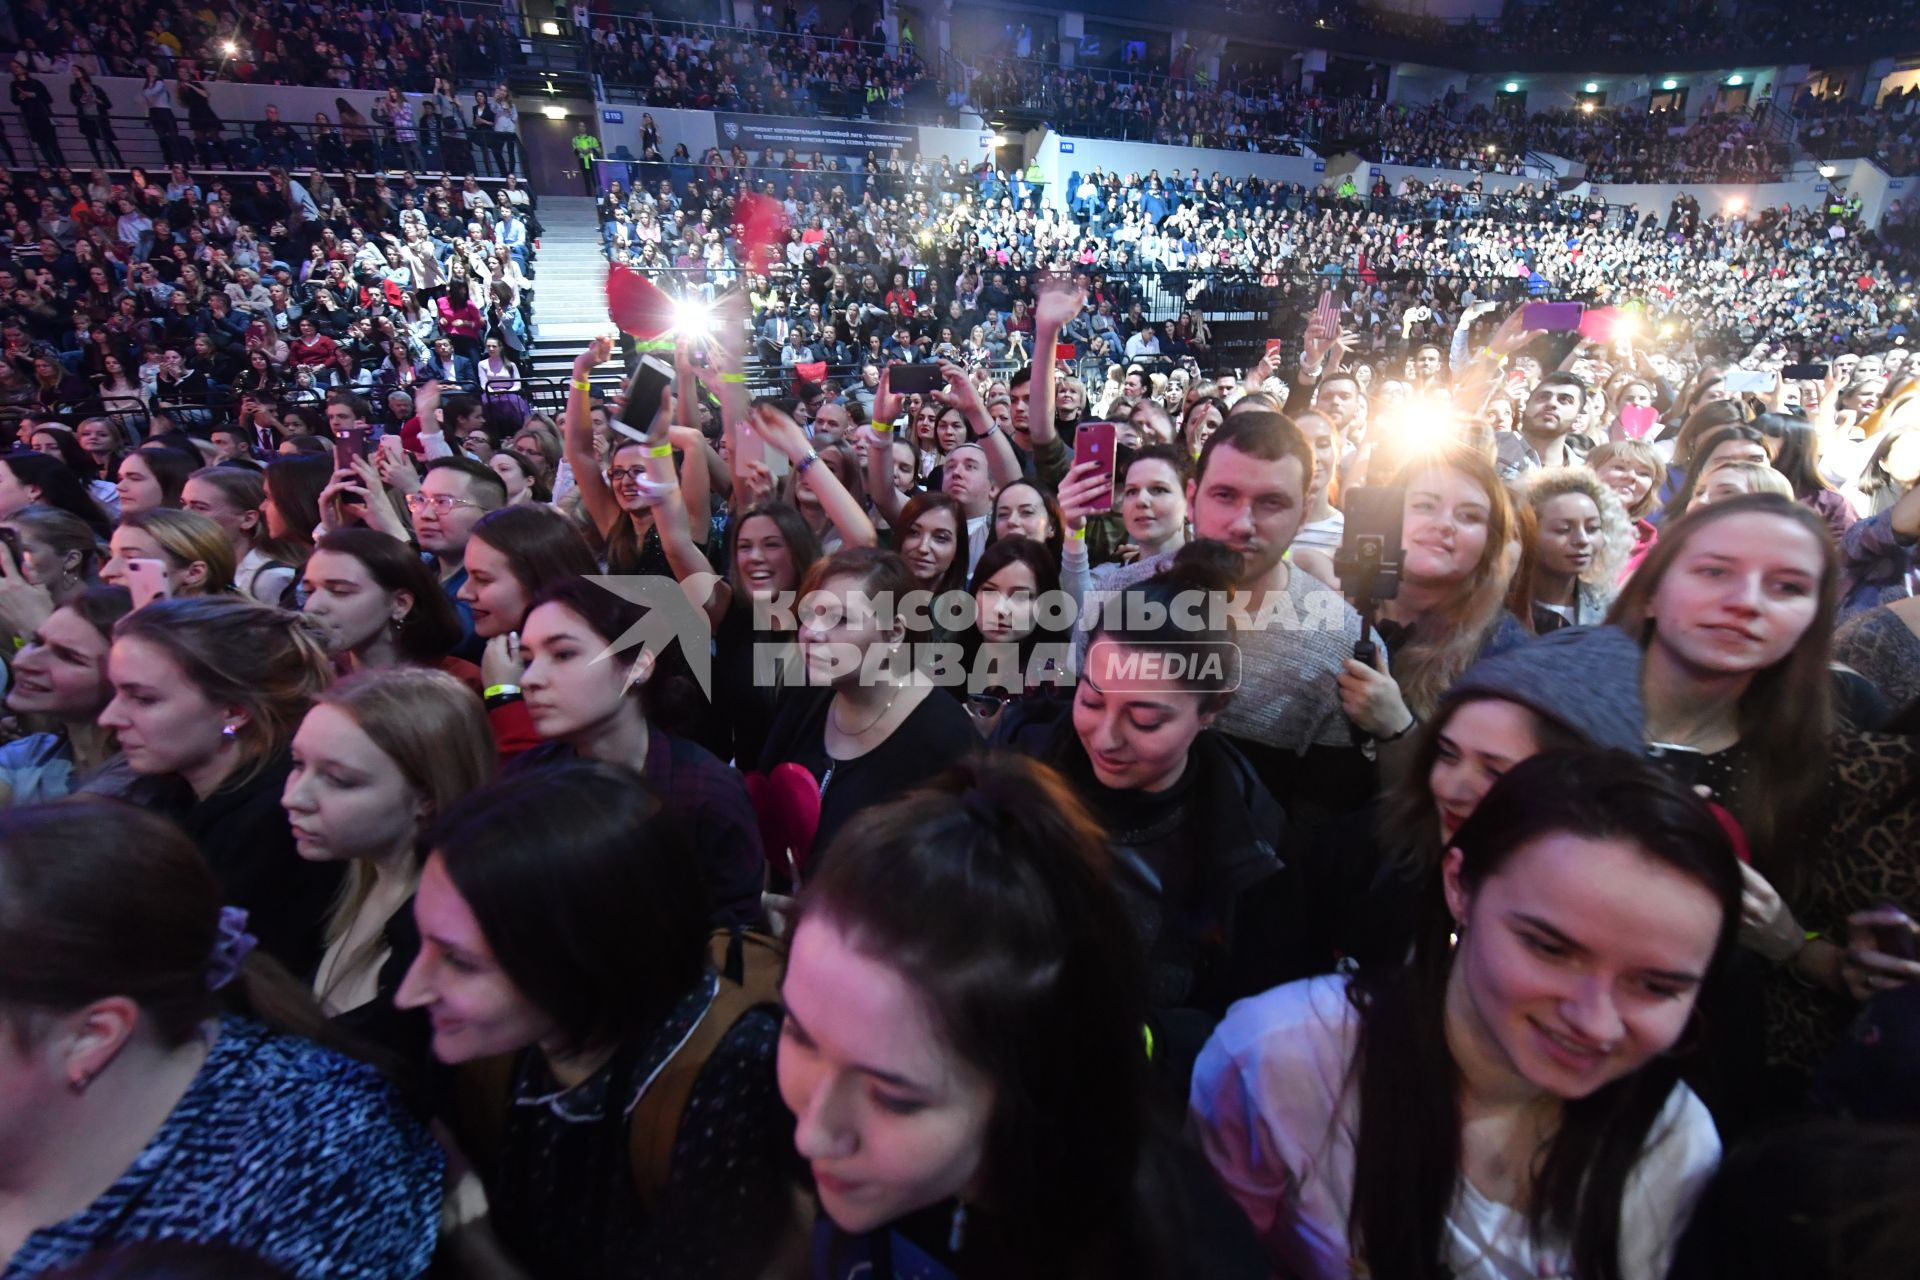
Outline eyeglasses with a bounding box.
[605,466,652,483]
[404,493,480,515]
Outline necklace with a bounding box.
[829,681,903,738]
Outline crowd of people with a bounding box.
[0,0,518,93]
[0,159,540,443]
[587,15,928,121]
[1797,88,1920,179]
[595,152,1917,389]
[0,221,1916,1274]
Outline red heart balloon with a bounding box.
[744,761,823,882]
[605,264,677,339]
[732,193,790,275]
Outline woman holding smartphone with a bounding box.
[100,509,235,601]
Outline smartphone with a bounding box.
[125,558,171,610]
[1072,421,1118,512]
[1266,338,1284,360]
[888,363,946,396]
[1334,487,1405,585]
[618,354,675,434]
[333,425,370,472]
[1522,301,1586,331]
[1054,342,1076,361]
[1782,362,1829,381]
[1723,369,1779,394]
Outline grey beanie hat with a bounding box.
[1443,624,1646,752]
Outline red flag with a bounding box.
[605,264,677,340]
[733,193,790,275]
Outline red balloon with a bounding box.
[605,264,677,339]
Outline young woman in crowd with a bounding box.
[1608,494,1920,1105]
[100,509,236,599]
[507,577,764,928]
[1336,441,1528,741]
[487,449,546,506]
[1058,444,1191,609]
[182,467,301,605]
[0,452,112,540]
[458,504,599,649]
[1585,439,1666,582]
[759,547,975,864]
[24,424,119,518]
[890,490,969,599]
[1009,546,1293,1080]
[988,477,1064,565]
[262,455,333,568]
[0,800,442,1276]
[0,587,131,806]
[102,597,341,977]
[2,506,101,610]
[1193,751,1741,1280]
[1763,414,1856,543]
[397,761,797,1277]
[954,535,1072,728]
[1312,623,1652,974]
[1518,467,1630,634]
[284,668,494,1068]
[1689,461,1793,508]
[115,446,197,517]
[1668,425,1777,514]
[298,529,475,684]
[784,753,1268,1278]
[563,339,711,577]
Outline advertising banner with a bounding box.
[714,112,919,157]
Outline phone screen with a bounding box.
[619,355,676,434]
[1522,302,1586,331]
[888,363,946,396]
[333,426,370,472]
[1072,421,1118,512]
[126,558,171,610]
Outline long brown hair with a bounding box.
[1606,494,1839,890]
[1379,442,1520,717]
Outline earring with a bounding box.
[1448,920,1463,949]
[221,723,238,738]
[69,1070,92,1094]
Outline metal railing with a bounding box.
[0,111,532,180]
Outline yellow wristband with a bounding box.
[648,443,673,458]
[483,684,520,700]
[1067,526,1086,542]
[570,378,591,392]
[873,420,894,433]
[720,372,747,384]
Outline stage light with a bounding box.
[1503,81,1519,93]
[222,40,239,56]
[541,20,560,34]
[1581,102,1595,114]
[1726,74,1743,86]
[1819,165,1836,178]
[1725,196,1746,214]
[1661,78,1678,90]
[1584,82,1598,93]
[675,298,713,339]
[541,104,567,120]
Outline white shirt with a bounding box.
[1190,976,1720,1280]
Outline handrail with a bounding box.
[0,109,534,180]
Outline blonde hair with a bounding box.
[122,508,237,595]
[1584,440,1668,521]
[1523,466,1633,587]
[1693,460,1792,506]
[311,668,495,991]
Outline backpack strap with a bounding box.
[627,975,765,1210]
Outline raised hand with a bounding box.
[573,334,615,381]
[1032,272,1087,333]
